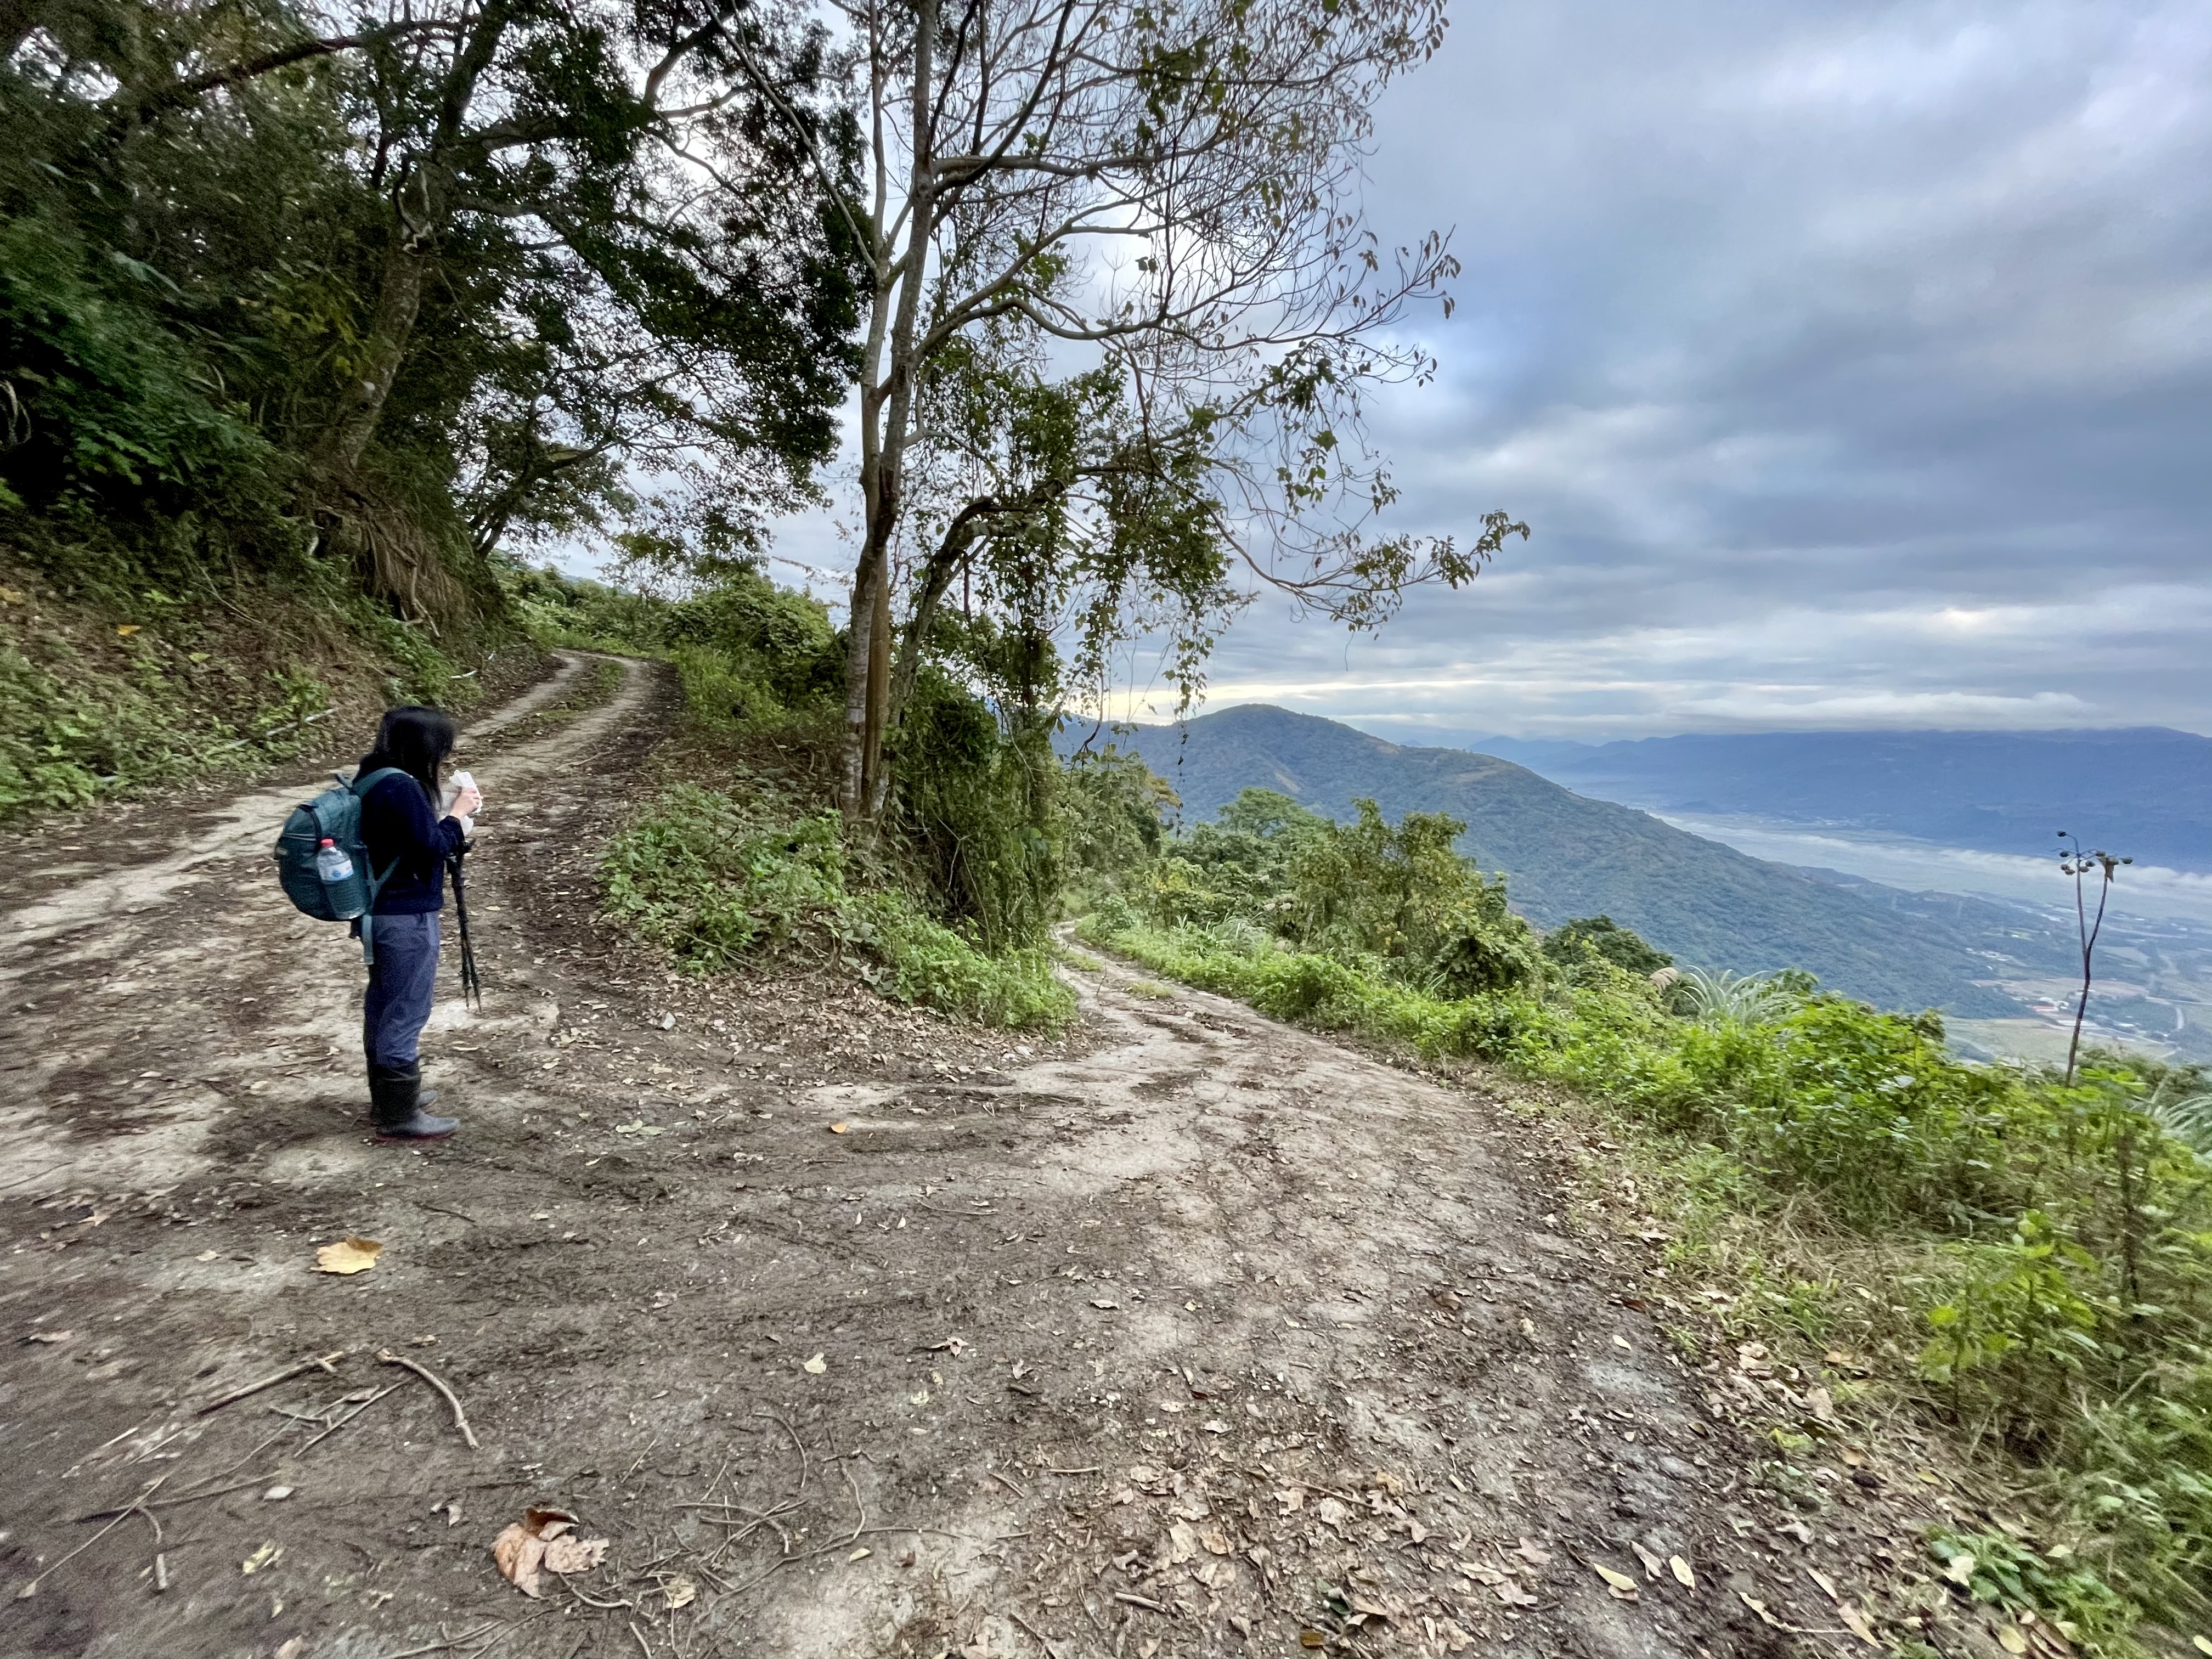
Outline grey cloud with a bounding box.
[1178,0,2212,736]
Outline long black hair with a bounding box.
[359,705,458,802]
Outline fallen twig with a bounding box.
[74,1476,265,1521]
[988,1470,1029,1499]
[379,1350,481,1448]
[1113,1591,1171,1615]
[1009,1610,1061,1658]
[197,1351,345,1415]
[367,1621,502,1659]
[299,1382,397,1454]
[21,1476,165,1597]
[1044,1466,1101,1476]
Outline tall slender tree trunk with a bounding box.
[840,0,937,823]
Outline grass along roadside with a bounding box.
[1075,909,2212,1657]
[601,781,1070,1030]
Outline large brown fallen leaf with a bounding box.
[314,1236,382,1276]
[493,1506,606,1598]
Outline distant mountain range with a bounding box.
[1090,704,2068,1017]
[1372,726,2212,874]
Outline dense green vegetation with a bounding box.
[2,0,852,817]
[1097,702,2079,1015]
[517,566,1072,1028]
[1076,782,2212,1654]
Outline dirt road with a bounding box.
[0,659,1886,1658]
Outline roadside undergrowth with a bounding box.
[1070,785,2212,1659]
[526,566,1073,1031]
[1,546,512,824]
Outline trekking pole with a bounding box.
[448,842,484,1011]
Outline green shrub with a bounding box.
[600,787,848,966]
[601,783,1070,1029]
[1544,914,1672,976]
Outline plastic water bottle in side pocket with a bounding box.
[314,837,368,918]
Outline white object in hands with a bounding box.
[442,768,483,823]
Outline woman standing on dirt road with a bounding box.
[355,706,481,1141]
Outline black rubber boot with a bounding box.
[365,1054,438,1110]
[369,1062,459,1141]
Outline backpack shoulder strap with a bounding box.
[350,766,413,799]
[349,766,414,906]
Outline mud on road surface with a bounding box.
[2,659,1898,1657]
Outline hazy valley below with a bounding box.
[1098,706,2212,1066]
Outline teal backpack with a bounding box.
[274,768,410,950]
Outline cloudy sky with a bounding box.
[744,0,2212,741]
[1114,0,2212,740]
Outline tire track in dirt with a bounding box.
[0,647,602,956]
[0,651,657,1199]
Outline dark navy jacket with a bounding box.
[358,769,466,914]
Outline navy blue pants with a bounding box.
[363,912,441,1069]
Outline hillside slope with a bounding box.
[1099,705,2039,1015]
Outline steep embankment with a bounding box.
[1103,704,2023,1015]
[0,544,531,825]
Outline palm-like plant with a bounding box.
[1667,965,1799,1026]
[2147,1074,2212,1158]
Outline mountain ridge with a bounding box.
[1090,704,2059,1017]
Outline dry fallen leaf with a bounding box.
[314,1235,382,1276]
[1807,1565,1840,1602]
[1740,1592,1782,1628]
[494,1508,600,1598]
[1299,1633,1327,1650]
[1168,1521,1199,1565]
[1631,1541,1663,1580]
[1997,1626,2029,1655]
[1091,1297,1119,1310]
[27,1330,72,1344]
[665,1577,698,1609]
[494,1526,547,1597]
[1511,1538,1552,1566]
[240,1542,281,1575]
[542,1534,607,1575]
[803,1352,827,1374]
[828,1122,850,1134]
[1594,1564,1639,1601]
[1200,1529,1233,1556]
[1839,1604,1881,1648]
[1496,1582,1539,1607]
[847,1548,870,1565]
[1669,1555,1696,1588]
